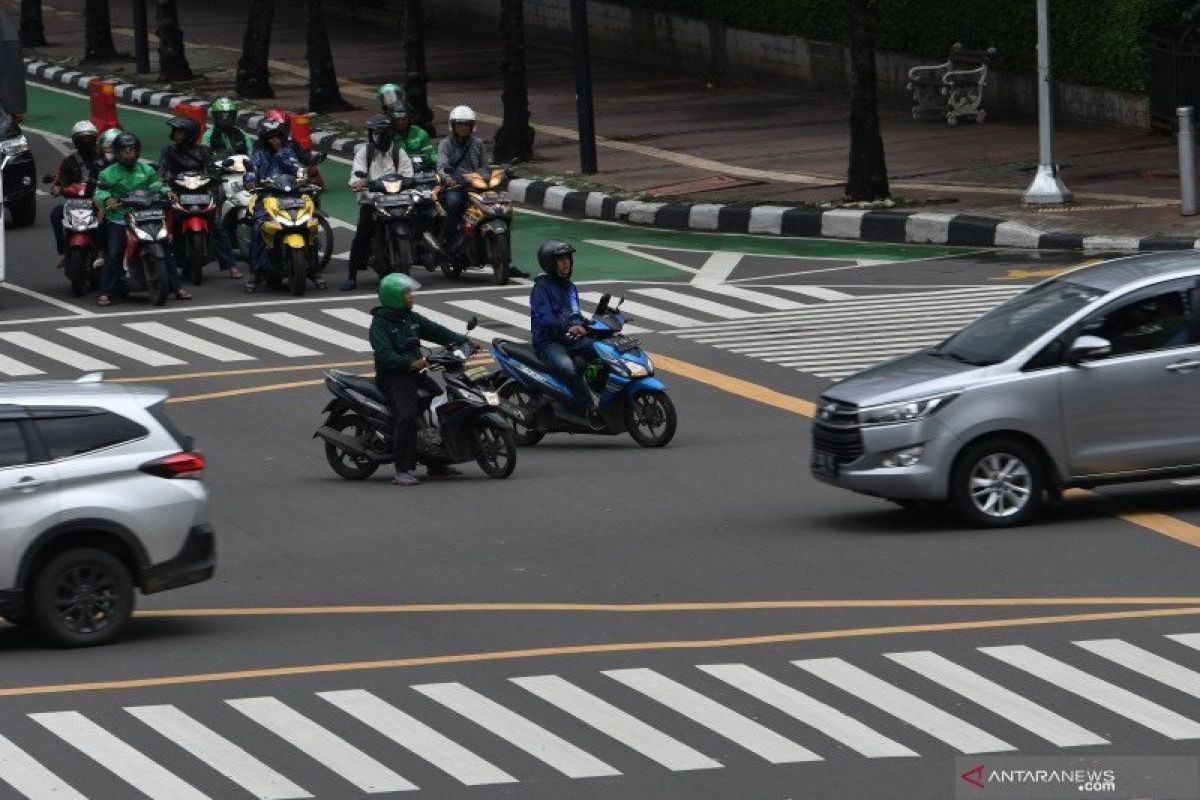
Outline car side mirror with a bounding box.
[467,315,478,331]
[1068,335,1112,364]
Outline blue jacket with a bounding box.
[244,143,304,186]
[530,275,585,347]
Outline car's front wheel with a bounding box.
[29,548,134,647]
[950,438,1045,528]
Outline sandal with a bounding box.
[97,294,112,307]
[311,276,327,289]
[227,266,243,279]
[175,289,193,301]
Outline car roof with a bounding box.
[1063,252,1200,292]
[0,379,167,407]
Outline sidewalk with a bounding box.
[8,0,1197,242]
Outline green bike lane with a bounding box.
[23,82,993,283]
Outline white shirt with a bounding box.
[350,142,414,203]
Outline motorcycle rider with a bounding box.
[94,132,189,306]
[201,97,253,156]
[370,273,481,486]
[389,101,436,163]
[49,120,102,266]
[530,240,598,412]
[436,105,488,260]
[158,116,242,279]
[243,112,306,292]
[341,114,414,291]
[98,127,124,165]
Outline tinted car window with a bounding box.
[1080,288,1196,356]
[146,402,193,451]
[35,411,148,459]
[0,421,29,468]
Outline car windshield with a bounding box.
[933,280,1104,365]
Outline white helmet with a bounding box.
[448,105,477,126]
[71,120,99,137]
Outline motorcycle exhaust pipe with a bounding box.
[313,426,374,460]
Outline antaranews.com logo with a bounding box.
[954,756,1198,800]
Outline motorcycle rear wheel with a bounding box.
[440,261,463,279]
[316,213,334,271]
[324,414,381,480]
[497,382,545,446]
[65,248,90,297]
[288,248,307,297]
[625,390,677,448]
[473,417,517,478]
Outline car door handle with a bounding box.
[13,476,46,492]
[1166,360,1200,373]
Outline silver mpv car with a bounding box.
[812,253,1200,527]
[0,378,214,646]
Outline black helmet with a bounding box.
[365,114,393,151]
[537,240,576,278]
[167,116,200,145]
[113,132,141,166]
[258,111,289,145]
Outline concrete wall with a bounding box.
[348,0,1150,130]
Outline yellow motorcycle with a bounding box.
[250,168,325,296]
[437,166,514,285]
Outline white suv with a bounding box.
[0,378,214,646]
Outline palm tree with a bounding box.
[20,0,47,47]
[236,0,274,98]
[845,0,889,201]
[403,0,434,136]
[83,0,117,62]
[156,0,193,81]
[494,0,535,162]
[303,0,352,113]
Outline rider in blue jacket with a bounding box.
[243,112,305,292]
[530,240,597,410]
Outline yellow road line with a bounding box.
[133,596,1200,618]
[168,379,329,404]
[6,605,1199,698]
[652,353,816,417]
[111,360,372,383]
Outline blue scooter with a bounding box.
[489,294,677,447]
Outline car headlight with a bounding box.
[858,393,958,427]
[0,135,29,156]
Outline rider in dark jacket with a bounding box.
[49,120,102,260]
[529,240,597,410]
[157,116,240,278]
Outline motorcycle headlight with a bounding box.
[624,361,648,378]
[0,135,29,156]
[67,208,95,227]
[292,212,312,225]
[133,225,155,241]
[858,393,958,427]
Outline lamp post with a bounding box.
[132,0,150,74]
[1022,0,1072,204]
[570,0,597,174]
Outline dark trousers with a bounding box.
[347,203,375,279]
[536,338,597,408]
[101,221,182,297]
[378,372,422,473]
[442,187,467,253]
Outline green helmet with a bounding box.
[210,97,238,130]
[377,82,406,114]
[378,273,421,309]
[211,97,237,113]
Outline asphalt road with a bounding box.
[2,126,1200,800]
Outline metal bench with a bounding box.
[906,43,997,126]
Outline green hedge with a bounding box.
[614,0,1176,92]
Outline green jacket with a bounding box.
[202,126,254,155]
[394,126,436,163]
[93,162,167,223]
[369,305,467,380]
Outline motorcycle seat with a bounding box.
[495,339,552,372]
[330,370,387,403]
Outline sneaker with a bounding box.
[392,471,420,487]
[339,277,357,291]
[426,464,462,478]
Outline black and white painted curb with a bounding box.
[26,59,1199,253]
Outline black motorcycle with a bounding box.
[1,109,36,228]
[354,169,419,277]
[314,318,518,480]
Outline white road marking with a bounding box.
[632,287,757,319]
[692,284,808,310]
[1075,639,1200,701]
[579,292,703,328]
[449,299,538,330]
[190,317,321,358]
[0,281,94,316]
[771,285,857,301]
[0,351,44,376]
[0,733,86,800]
[254,312,371,351]
[691,251,743,286]
[124,321,255,361]
[58,326,186,367]
[0,331,117,370]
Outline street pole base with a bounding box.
[1022,165,1074,205]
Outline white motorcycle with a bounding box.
[217,155,254,264]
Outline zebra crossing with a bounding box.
[0,284,1025,379]
[3,631,1200,798]
[668,285,1027,380]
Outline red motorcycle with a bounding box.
[45,175,102,297]
[117,189,173,306]
[168,170,218,286]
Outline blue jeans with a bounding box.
[536,339,596,408]
[249,204,269,275]
[442,187,467,255]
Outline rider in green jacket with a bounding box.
[378,83,436,163]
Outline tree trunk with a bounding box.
[83,0,117,61]
[236,0,275,98]
[494,0,535,162]
[155,0,194,81]
[304,0,352,113]
[845,0,889,201]
[403,0,435,136]
[20,0,47,47]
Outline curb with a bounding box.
[25,60,1199,254]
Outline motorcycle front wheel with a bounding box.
[486,235,511,285]
[497,382,545,446]
[324,414,380,480]
[146,254,170,307]
[473,417,517,478]
[288,248,307,297]
[65,248,90,297]
[625,390,677,448]
[394,235,413,276]
[188,231,206,286]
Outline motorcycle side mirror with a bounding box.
[595,293,611,315]
[615,296,626,309]
[467,315,478,331]
[311,151,327,164]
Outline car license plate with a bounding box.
[811,450,839,478]
[180,193,211,205]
